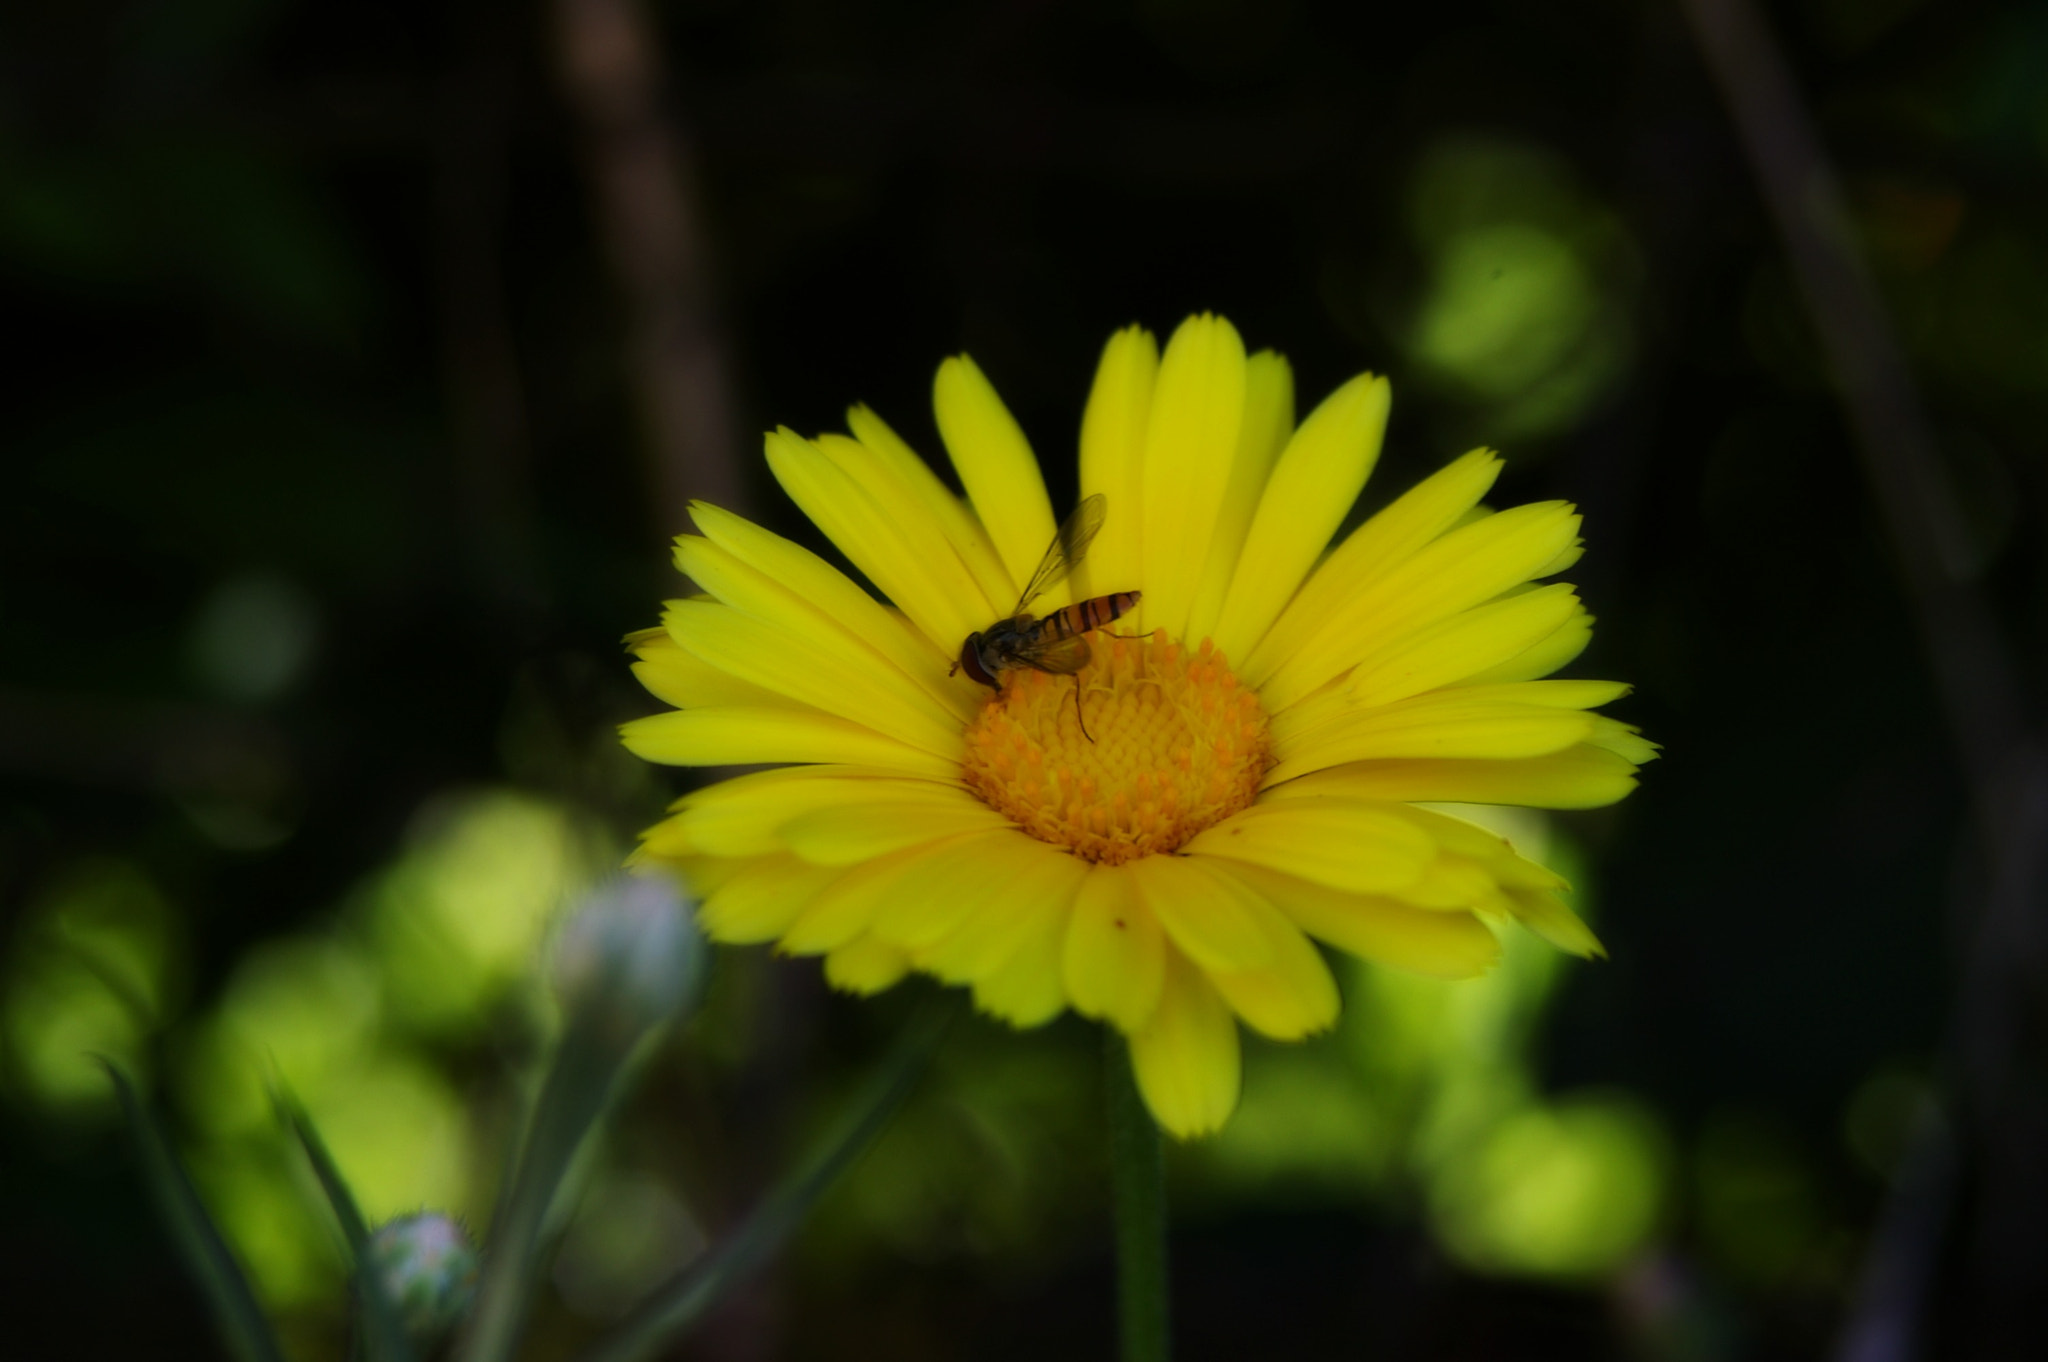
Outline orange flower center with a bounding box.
[961,631,1271,865]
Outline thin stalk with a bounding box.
[105,1063,286,1362]
[1106,1031,1169,1362]
[573,995,959,1362]
[456,1019,632,1362]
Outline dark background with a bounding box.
[4,0,2046,1358]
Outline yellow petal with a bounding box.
[1180,797,1435,895]
[686,503,976,716]
[673,533,968,719]
[630,627,787,709]
[915,843,1089,984]
[1243,449,1501,688]
[1077,326,1159,600]
[1209,861,1502,979]
[823,937,911,994]
[620,707,958,777]
[779,794,1015,865]
[1589,715,1660,764]
[1260,500,1584,711]
[667,767,954,857]
[634,811,697,861]
[1210,372,1391,665]
[970,895,1070,1027]
[1387,854,1500,909]
[1463,606,1592,684]
[1391,803,1545,868]
[844,404,1019,613]
[1533,535,1585,580]
[1063,863,1166,1032]
[1265,693,1600,785]
[1476,679,1631,709]
[779,834,986,955]
[662,600,962,759]
[1345,583,1582,708]
[1278,681,1625,772]
[1184,350,1296,647]
[871,830,1047,951]
[1265,746,1640,810]
[631,851,740,899]
[1127,852,1273,972]
[932,355,1060,606]
[697,854,843,944]
[1204,886,1341,1041]
[813,431,1013,627]
[765,429,989,654]
[1508,887,1606,959]
[1140,315,1247,640]
[1128,949,1241,1139]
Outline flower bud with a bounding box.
[363,1212,480,1342]
[551,871,704,1042]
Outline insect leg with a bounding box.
[1073,675,1094,744]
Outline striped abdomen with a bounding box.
[1038,590,1141,642]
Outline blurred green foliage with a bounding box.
[173,790,612,1307]
[4,859,185,1113]
[1401,136,1638,444]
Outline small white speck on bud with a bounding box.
[364,1211,480,1342]
[552,871,704,1042]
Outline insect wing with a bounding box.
[1009,493,1106,616]
[1016,632,1093,675]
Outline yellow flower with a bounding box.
[623,315,1653,1138]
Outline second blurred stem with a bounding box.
[1108,1032,1170,1362]
[457,873,704,1362]
[457,1017,631,1362]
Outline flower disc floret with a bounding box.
[963,632,1269,864]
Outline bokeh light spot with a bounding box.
[180,934,380,1135]
[1695,1111,1823,1286]
[367,789,596,1032]
[1843,1065,1939,1180]
[1414,223,1594,398]
[2,859,183,1117]
[187,571,320,703]
[1430,1092,1671,1280]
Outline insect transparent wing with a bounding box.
[1020,633,1093,675]
[1010,493,1106,615]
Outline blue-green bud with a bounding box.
[363,1212,480,1342]
[552,871,704,1042]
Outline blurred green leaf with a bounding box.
[276,1089,414,1362]
[104,1062,284,1362]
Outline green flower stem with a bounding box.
[456,1017,634,1362]
[574,994,960,1362]
[1106,1032,1169,1362]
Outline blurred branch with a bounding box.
[552,0,746,531]
[1677,3,2048,1359]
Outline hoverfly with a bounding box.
[950,492,1141,742]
